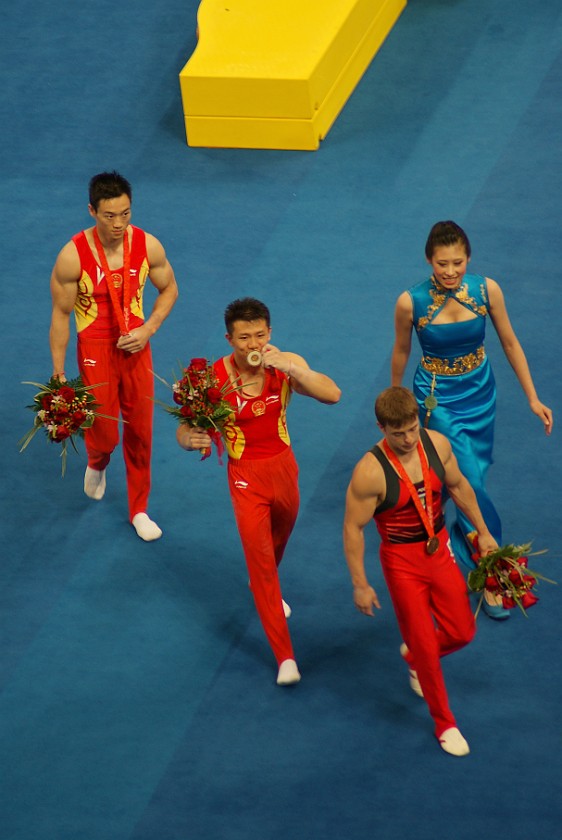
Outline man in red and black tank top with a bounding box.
[344,387,498,757]
[49,171,178,540]
[177,298,341,686]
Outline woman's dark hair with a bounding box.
[425,220,471,259]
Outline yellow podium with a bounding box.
[179,0,407,150]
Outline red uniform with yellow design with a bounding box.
[73,224,154,521]
[214,356,299,665]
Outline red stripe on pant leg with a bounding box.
[229,452,296,666]
[429,541,476,657]
[78,338,120,469]
[271,448,299,567]
[119,344,154,519]
[380,540,457,736]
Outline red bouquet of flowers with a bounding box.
[156,357,243,462]
[20,375,105,476]
[467,536,554,617]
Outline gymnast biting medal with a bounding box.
[247,350,263,367]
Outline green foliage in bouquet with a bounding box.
[20,375,109,476]
[154,357,251,461]
[467,541,555,617]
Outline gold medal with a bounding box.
[426,536,439,555]
[247,350,262,367]
[423,374,438,429]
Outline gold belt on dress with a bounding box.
[421,345,485,376]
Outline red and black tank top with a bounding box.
[372,429,446,544]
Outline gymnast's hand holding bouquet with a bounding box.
[156,357,244,462]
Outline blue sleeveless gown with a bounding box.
[409,274,502,567]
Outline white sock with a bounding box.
[132,513,162,542]
[400,643,423,697]
[408,668,423,697]
[438,727,470,757]
[248,583,292,620]
[276,659,301,686]
[84,467,106,500]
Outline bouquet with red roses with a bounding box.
[467,534,555,617]
[20,375,106,476]
[155,357,244,462]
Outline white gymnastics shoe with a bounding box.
[84,467,106,500]
[438,727,470,757]
[132,513,162,542]
[400,643,423,697]
[276,659,301,686]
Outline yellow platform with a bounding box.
[179,0,407,150]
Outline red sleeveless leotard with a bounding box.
[213,356,292,460]
[72,225,149,339]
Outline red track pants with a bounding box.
[228,446,299,665]
[379,529,475,736]
[77,337,154,521]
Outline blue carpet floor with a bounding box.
[1,1,561,838]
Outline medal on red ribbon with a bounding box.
[229,355,263,416]
[93,227,131,335]
[423,373,438,428]
[382,439,439,555]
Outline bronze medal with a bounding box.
[382,439,440,558]
[424,394,438,411]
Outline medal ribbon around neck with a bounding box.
[229,354,262,404]
[382,438,438,550]
[93,226,131,335]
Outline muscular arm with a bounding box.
[430,430,498,554]
[391,292,414,385]
[49,242,80,377]
[343,454,383,615]
[118,234,179,354]
[262,345,341,404]
[487,278,553,434]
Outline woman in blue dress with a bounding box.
[391,221,552,619]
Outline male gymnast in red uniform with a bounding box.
[343,386,497,756]
[177,298,341,685]
[49,171,178,540]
